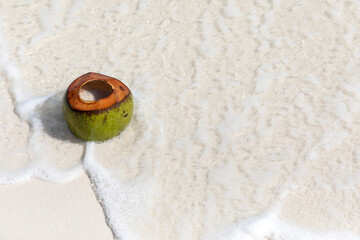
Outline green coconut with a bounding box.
[62,72,133,141]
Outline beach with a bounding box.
[0,174,113,239]
[1,0,360,239]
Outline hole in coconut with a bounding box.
[79,80,113,101]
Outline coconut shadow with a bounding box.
[37,91,84,144]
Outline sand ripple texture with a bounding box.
[1,0,360,239]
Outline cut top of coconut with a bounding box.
[66,72,130,111]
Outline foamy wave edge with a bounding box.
[0,164,83,184]
[212,212,360,240]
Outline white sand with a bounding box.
[0,174,113,240]
[1,0,360,240]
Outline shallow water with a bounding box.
[1,0,360,239]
